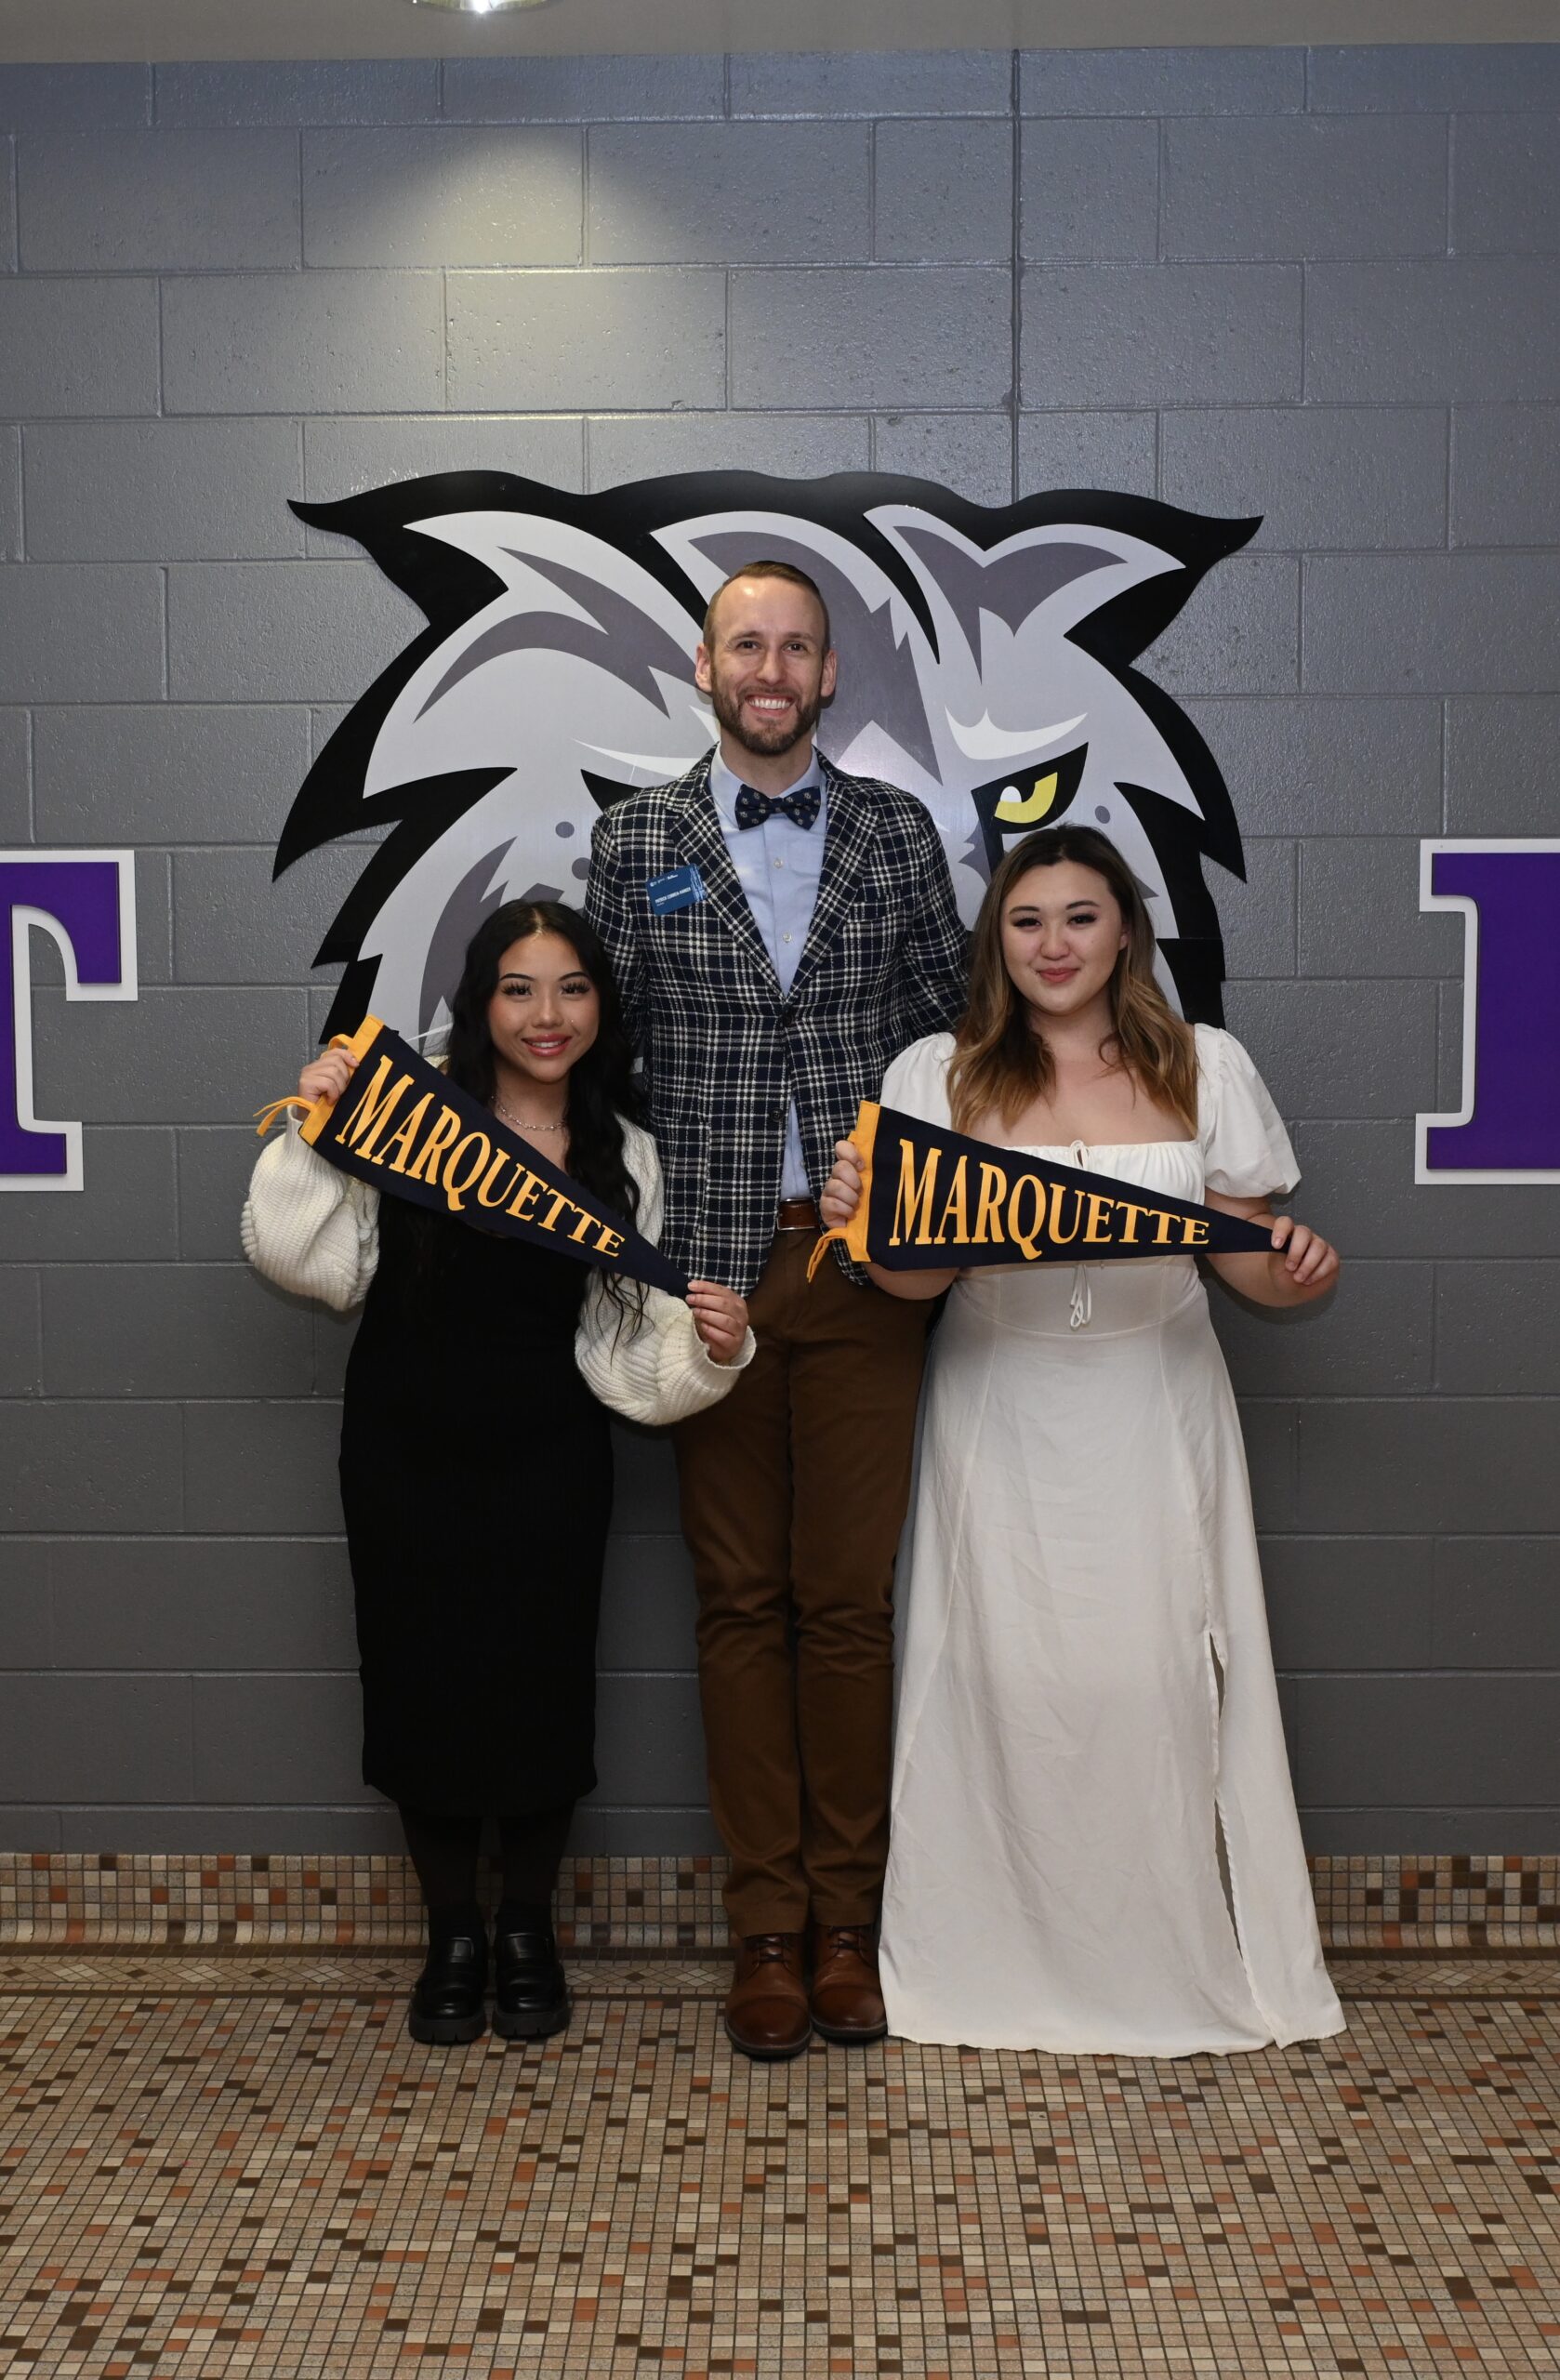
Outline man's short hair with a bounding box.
[702,560,831,654]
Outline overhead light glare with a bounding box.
[410,0,563,13]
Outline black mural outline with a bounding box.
[277,469,1258,1038]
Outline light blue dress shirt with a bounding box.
[708,749,827,1201]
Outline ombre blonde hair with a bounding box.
[947,826,1199,1137]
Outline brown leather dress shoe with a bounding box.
[725,1932,811,2060]
[809,1922,888,2044]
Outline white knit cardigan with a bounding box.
[241,1117,754,1429]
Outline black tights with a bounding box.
[399,1802,574,1931]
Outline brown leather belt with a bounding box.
[775,1197,820,1232]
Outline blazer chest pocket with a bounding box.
[646,896,716,932]
[641,869,727,939]
[834,892,898,969]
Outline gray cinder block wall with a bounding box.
[1,44,1557,1856]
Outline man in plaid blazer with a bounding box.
[587,561,967,2059]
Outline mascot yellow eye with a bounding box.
[994,771,1059,824]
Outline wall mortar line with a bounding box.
[1009,47,1021,496]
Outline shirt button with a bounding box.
[783,932,792,944]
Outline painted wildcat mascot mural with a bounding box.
[276,470,1256,1041]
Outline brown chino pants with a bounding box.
[672,1229,932,1936]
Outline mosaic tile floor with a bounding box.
[3,1954,1559,2379]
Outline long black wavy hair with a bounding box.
[442,898,646,1319]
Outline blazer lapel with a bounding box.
[670,759,780,990]
[789,761,879,996]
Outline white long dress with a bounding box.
[879,1025,1344,2057]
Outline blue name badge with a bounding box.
[646,864,706,917]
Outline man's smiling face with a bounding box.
[695,575,838,764]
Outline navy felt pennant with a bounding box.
[810,1100,1274,1279]
[258,1015,689,1299]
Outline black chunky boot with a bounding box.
[408,1908,488,2045]
[492,1901,570,2041]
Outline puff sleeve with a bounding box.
[241,1120,380,1311]
[1195,1025,1299,1203]
[879,1032,957,1130]
[574,1122,755,1425]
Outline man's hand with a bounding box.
[687,1281,749,1366]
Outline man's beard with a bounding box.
[708,671,824,760]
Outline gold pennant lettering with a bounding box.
[403,1104,463,1184]
[1048,1183,1083,1245]
[1008,1175,1045,1259]
[337,1056,404,1155]
[972,1161,1008,1245]
[891,1140,942,1248]
[442,1130,492,1213]
[507,1170,545,1223]
[377,1091,434,1173]
[1081,1191,1116,1245]
[1115,1197,1152,1245]
[933,1153,970,1245]
[476,1151,520,1209]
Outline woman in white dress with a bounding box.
[821,826,1344,2057]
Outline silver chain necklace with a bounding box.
[494,1097,563,1135]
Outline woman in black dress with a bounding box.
[245,902,749,2044]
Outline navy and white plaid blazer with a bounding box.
[585,750,969,1293]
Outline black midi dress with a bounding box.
[337,1196,612,1814]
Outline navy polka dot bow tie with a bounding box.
[734,782,821,832]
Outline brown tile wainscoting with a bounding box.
[4,1852,1558,1954]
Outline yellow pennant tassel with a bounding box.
[253,1020,382,1140]
[253,1095,306,1136]
[806,1100,880,1282]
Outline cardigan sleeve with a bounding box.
[574,1122,756,1426]
[241,1118,381,1312]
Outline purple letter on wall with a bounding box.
[1417,839,1560,1183]
[2,852,139,1191]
